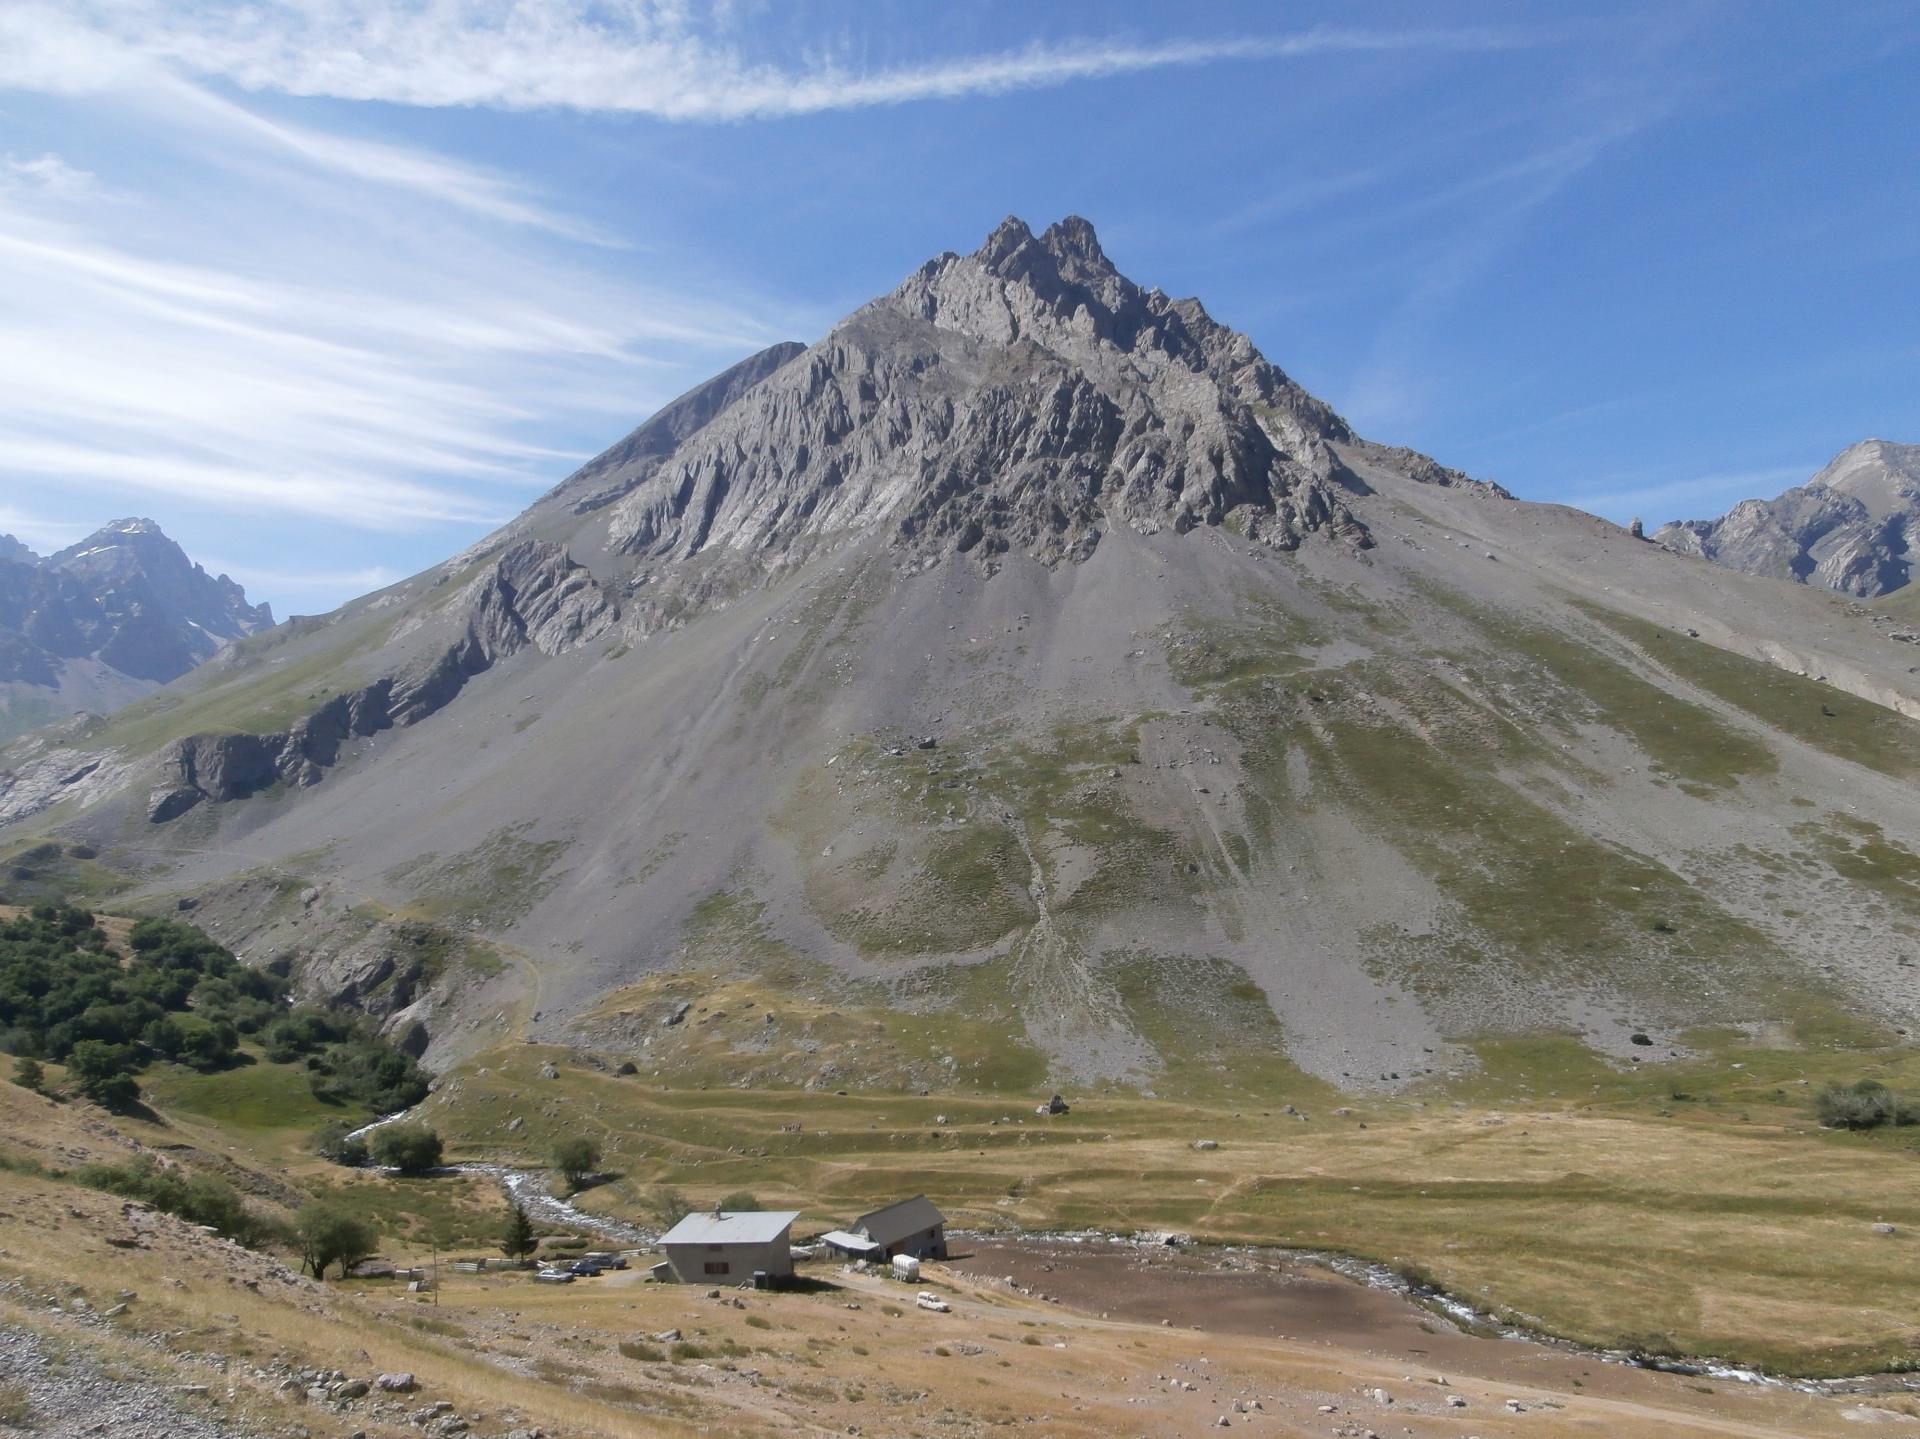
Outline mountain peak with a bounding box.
[978,213,1034,264]
[1655,436,1920,597]
[1038,214,1108,269]
[970,213,1118,293]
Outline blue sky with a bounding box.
[1,1,1916,615]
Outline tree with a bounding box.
[295,1202,378,1280]
[717,1190,761,1212]
[175,1017,239,1073]
[500,1202,537,1264]
[647,1186,691,1228]
[370,1123,443,1173]
[11,1056,43,1093]
[551,1136,602,1193]
[67,1039,140,1110]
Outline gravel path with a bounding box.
[0,1324,264,1439]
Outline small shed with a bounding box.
[824,1195,947,1262]
[657,1209,800,1285]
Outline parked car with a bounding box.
[531,1268,575,1284]
[566,1259,606,1277]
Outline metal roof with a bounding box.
[659,1210,800,1246]
[819,1229,882,1253]
[853,1195,945,1248]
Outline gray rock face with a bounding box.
[539,341,807,518]
[18,213,1920,1090]
[604,216,1369,578]
[1654,440,1920,596]
[146,540,614,820]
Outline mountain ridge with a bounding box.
[0,518,273,743]
[4,217,1918,1099]
[1654,439,1920,597]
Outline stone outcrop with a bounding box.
[605,216,1370,576]
[147,541,613,821]
[1655,440,1920,597]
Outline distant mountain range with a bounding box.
[0,519,272,742]
[1655,440,1920,597]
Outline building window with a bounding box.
[704,1261,730,1275]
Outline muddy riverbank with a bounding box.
[947,1235,1920,1405]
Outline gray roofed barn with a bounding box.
[847,1195,947,1260]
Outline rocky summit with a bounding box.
[5,217,1920,1095]
[0,518,273,744]
[1655,439,1920,597]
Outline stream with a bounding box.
[345,1107,656,1245]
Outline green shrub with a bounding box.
[647,1186,691,1227]
[72,1158,279,1247]
[67,1040,141,1110]
[309,1121,369,1167]
[370,1123,443,1173]
[11,1056,43,1093]
[1817,1080,1919,1130]
[717,1190,761,1211]
[617,1340,664,1362]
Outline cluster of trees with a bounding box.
[1817,1079,1918,1130]
[313,1120,444,1173]
[0,905,428,1114]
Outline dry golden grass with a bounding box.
[419,1043,1920,1377]
[0,1098,1900,1439]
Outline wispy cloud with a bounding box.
[205,561,405,613]
[1559,464,1815,526]
[0,504,84,554]
[6,3,1548,121]
[0,4,608,238]
[0,139,800,535]
[1341,113,1660,430]
[2,150,101,201]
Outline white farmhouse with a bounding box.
[656,1209,800,1285]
